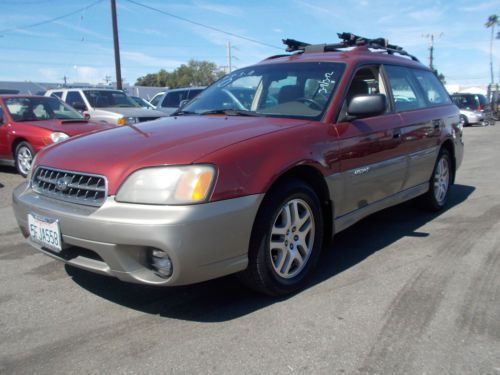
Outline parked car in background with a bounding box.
[130,96,156,110]
[152,87,205,115]
[0,95,110,176]
[451,93,489,126]
[45,88,167,125]
[13,33,463,296]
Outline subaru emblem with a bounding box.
[55,176,72,192]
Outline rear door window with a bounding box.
[412,70,451,106]
[162,91,187,107]
[187,89,203,100]
[385,65,426,112]
[66,91,86,107]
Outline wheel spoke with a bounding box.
[281,252,294,274]
[268,198,316,279]
[272,245,288,271]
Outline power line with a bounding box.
[0,0,104,35]
[125,0,282,51]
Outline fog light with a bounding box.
[149,249,173,278]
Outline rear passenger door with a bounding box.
[384,66,450,189]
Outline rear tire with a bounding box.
[418,148,452,212]
[239,179,324,296]
[15,142,34,178]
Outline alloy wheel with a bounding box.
[269,198,315,279]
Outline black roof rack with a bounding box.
[282,32,419,62]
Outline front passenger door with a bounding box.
[335,65,407,217]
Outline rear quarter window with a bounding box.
[412,70,451,106]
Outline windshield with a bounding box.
[4,97,84,122]
[181,62,344,120]
[83,90,139,108]
[131,96,154,109]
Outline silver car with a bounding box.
[451,93,488,126]
[45,88,167,125]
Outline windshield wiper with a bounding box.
[171,109,197,116]
[199,109,262,117]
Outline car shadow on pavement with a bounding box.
[0,166,18,175]
[66,183,475,322]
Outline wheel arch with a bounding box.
[440,139,456,183]
[258,164,334,244]
[11,137,30,158]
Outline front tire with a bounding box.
[15,142,34,178]
[240,179,324,296]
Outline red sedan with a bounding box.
[0,95,110,177]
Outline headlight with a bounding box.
[117,116,138,125]
[50,132,70,143]
[116,165,216,205]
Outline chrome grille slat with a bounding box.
[32,167,108,207]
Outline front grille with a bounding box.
[32,167,107,207]
[138,117,160,122]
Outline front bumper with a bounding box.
[13,182,263,286]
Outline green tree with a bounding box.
[485,14,499,84]
[135,60,225,87]
[433,69,446,84]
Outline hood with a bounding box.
[96,107,167,117]
[35,115,308,194]
[16,119,111,136]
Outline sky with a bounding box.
[0,0,499,87]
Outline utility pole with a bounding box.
[110,0,122,90]
[227,41,232,73]
[422,33,443,71]
[62,76,68,86]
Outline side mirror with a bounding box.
[347,94,386,119]
[71,101,87,111]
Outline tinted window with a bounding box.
[385,65,426,112]
[451,95,477,109]
[412,70,451,106]
[66,91,86,108]
[162,91,188,107]
[187,89,203,100]
[83,90,138,108]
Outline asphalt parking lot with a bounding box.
[0,124,499,375]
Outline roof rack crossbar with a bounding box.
[281,32,419,62]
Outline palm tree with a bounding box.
[485,15,499,85]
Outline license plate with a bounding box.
[27,213,62,252]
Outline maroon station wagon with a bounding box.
[13,33,464,296]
